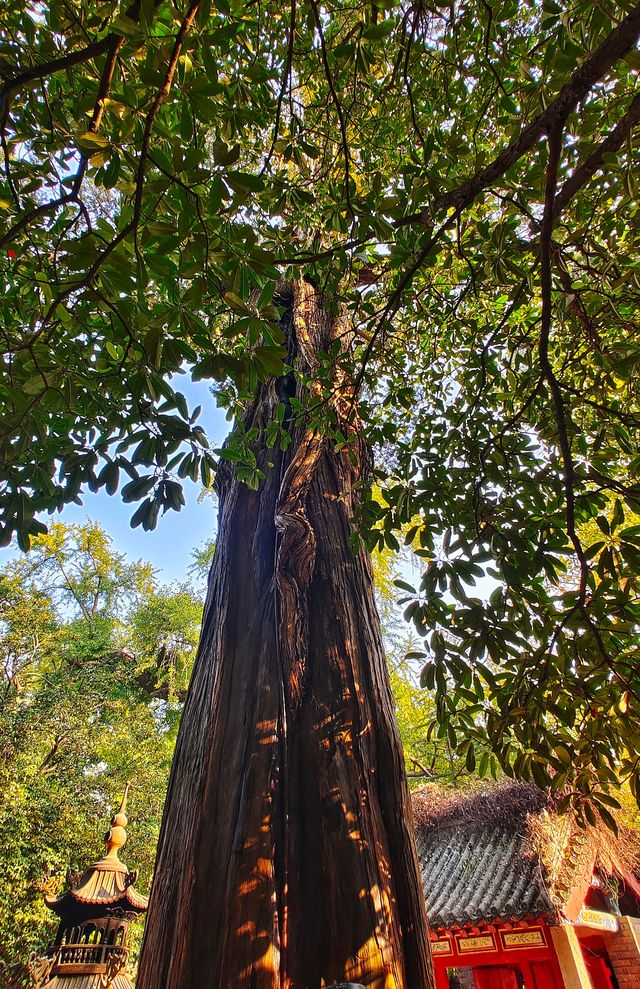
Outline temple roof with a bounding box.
[417,822,554,928]
[46,864,149,913]
[37,975,134,989]
[413,782,640,930]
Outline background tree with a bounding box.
[0,521,202,968]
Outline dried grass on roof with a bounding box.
[411,781,553,832]
[411,780,640,887]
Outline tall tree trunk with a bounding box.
[137,281,434,989]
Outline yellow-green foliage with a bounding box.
[0,523,203,968]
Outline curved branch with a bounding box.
[0,0,156,112]
[1,37,115,101]
[440,4,640,213]
[553,89,640,220]
[398,2,640,227]
[262,0,296,173]
[132,0,201,234]
[32,0,201,328]
[0,36,123,251]
[309,0,353,214]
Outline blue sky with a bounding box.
[1,379,231,585]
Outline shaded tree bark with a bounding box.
[137,281,434,989]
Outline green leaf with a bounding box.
[112,13,142,35]
[121,476,156,503]
[595,803,619,836]
[253,345,287,377]
[75,131,111,153]
[225,171,265,193]
[362,18,395,39]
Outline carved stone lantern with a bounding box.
[28,785,148,988]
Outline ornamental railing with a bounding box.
[51,942,128,975]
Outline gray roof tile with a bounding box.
[417,823,555,928]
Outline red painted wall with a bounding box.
[431,921,565,989]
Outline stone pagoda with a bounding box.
[28,785,148,989]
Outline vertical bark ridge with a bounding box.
[137,280,434,989]
[275,429,321,714]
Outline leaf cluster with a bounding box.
[3,0,640,806]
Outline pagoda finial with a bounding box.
[104,782,130,860]
[35,780,147,989]
[116,781,130,820]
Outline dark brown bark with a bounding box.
[137,281,434,989]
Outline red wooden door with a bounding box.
[530,961,563,989]
[584,954,617,989]
[473,966,522,989]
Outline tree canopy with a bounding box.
[2,0,640,816]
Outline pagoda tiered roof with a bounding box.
[44,784,148,918]
[27,785,147,989]
[45,858,148,914]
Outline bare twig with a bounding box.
[403,10,426,149]
[538,126,589,606]
[553,245,601,346]
[132,0,201,236]
[309,0,353,214]
[262,0,296,173]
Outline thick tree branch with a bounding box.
[398,3,640,227]
[562,386,640,428]
[135,667,187,703]
[0,37,115,102]
[0,190,76,251]
[403,11,426,149]
[440,5,640,212]
[374,12,640,416]
[2,133,20,208]
[38,733,65,775]
[278,236,366,265]
[553,89,640,219]
[87,37,124,135]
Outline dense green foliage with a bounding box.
[0,522,202,967]
[373,538,471,784]
[2,0,640,815]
